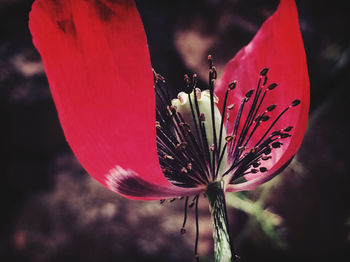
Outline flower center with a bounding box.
[171,88,228,180]
[154,56,300,188]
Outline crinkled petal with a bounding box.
[29,0,176,199]
[216,0,309,189]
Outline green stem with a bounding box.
[206,181,236,262]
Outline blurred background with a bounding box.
[1,0,349,261]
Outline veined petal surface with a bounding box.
[30,0,183,199]
[215,0,310,191]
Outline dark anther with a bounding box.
[284,126,293,132]
[156,121,161,129]
[228,80,237,90]
[280,133,291,139]
[245,89,254,98]
[271,131,281,136]
[264,147,272,155]
[189,201,195,208]
[210,67,217,79]
[184,74,191,85]
[208,54,213,68]
[267,83,278,90]
[261,115,270,122]
[272,141,283,148]
[251,169,258,173]
[255,114,262,122]
[267,104,277,111]
[180,227,186,235]
[170,198,177,202]
[262,155,272,161]
[260,68,269,76]
[291,99,301,107]
[252,162,260,168]
[259,167,268,172]
[225,136,233,142]
[160,199,166,204]
[199,113,206,122]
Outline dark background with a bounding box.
[1,0,349,261]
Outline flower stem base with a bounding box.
[206,181,236,262]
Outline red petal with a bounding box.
[216,0,309,190]
[29,0,173,199]
[106,165,205,200]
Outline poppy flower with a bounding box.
[29,0,309,259]
[29,0,309,199]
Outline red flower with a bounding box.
[29,0,309,200]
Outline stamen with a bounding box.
[193,86,209,160]
[217,88,230,170]
[229,72,266,163]
[267,104,277,112]
[187,93,202,146]
[180,196,189,235]
[272,141,283,148]
[252,162,260,168]
[259,167,268,172]
[216,142,228,177]
[267,83,278,90]
[245,89,254,98]
[291,99,301,107]
[155,64,300,196]
[208,55,218,178]
[262,155,272,161]
[260,67,269,76]
[228,80,237,90]
[184,74,191,87]
[194,195,200,262]
[227,97,246,158]
[255,100,300,147]
[154,64,301,260]
[280,133,291,139]
[284,126,293,132]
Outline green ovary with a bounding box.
[171,88,228,178]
